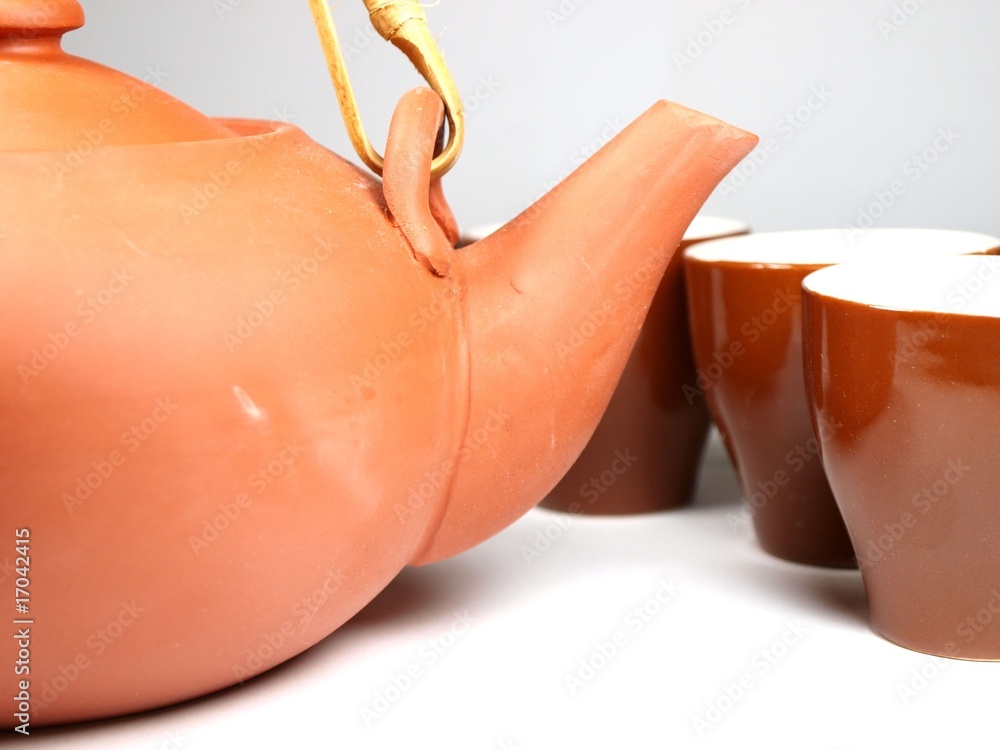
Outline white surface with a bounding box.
[26,432,1000,748]
[63,0,1000,237]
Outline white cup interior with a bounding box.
[684,228,1000,266]
[804,255,1000,317]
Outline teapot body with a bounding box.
[0,25,759,722]
[0,120,465,724]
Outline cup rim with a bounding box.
[683,227,1000,267]
[803,255,1000,317]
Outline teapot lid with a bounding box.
[0,0,234,151]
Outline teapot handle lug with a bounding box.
[308,0,464,180]
[382,88,458,277]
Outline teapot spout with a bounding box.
[412,100,757,565]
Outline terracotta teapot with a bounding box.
[0,0,756,728]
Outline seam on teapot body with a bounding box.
[408,275,472,563]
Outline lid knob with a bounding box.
[0,0,85,37]
[0,0,235,150]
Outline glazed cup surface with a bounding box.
[684,228,1000,568]
[803,255,1000,659]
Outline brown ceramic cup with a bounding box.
[803,255,1000,659]
[539,216,749,515]
[684,228,1000,568]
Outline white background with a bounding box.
[31,1,1000,747]
[66,0,1000,237]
